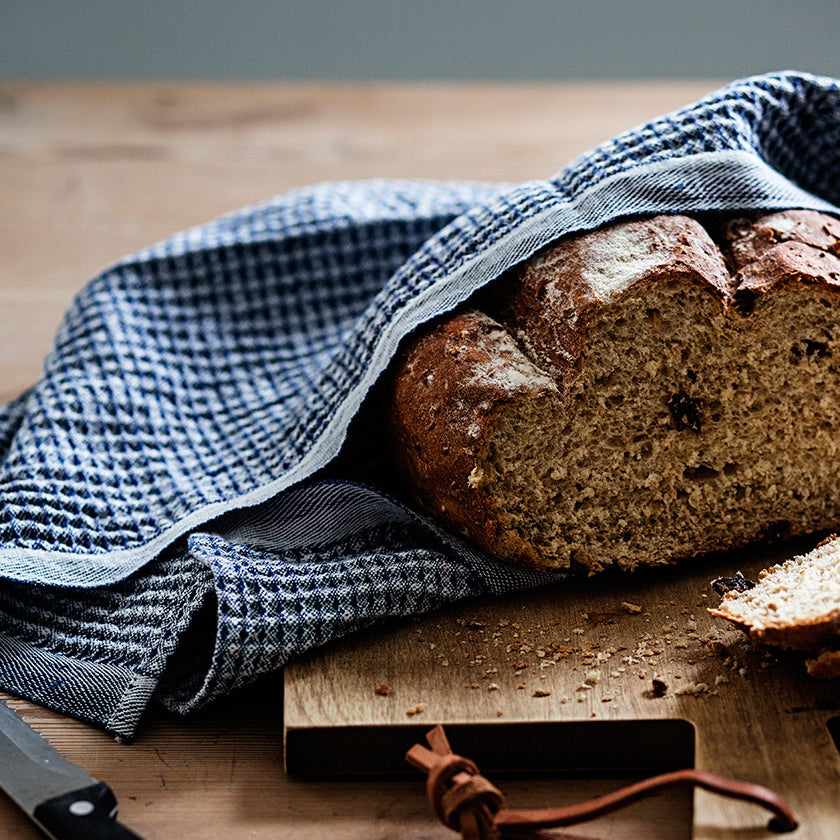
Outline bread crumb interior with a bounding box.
[485,279,840,571]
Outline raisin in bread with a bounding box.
[708,535,840,678]
[389,210,840,572]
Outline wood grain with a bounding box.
[11,79,829,840]
[285,544,840,838]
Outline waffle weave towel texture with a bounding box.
[1,71,839,738]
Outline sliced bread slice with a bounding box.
[708,535,840,677]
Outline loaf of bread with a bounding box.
[708,535,840,678]
[389,209,840,573]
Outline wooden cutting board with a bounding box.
[284,539,840,839]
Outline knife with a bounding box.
[0,699,143,839]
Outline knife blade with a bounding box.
[0,698,143,839]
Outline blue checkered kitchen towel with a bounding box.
[1,71,839,739]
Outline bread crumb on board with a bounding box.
[674,682,710,697]
[396,591,756,715]
[651,677,668,697]
[405,704,425,716]
[374,683,393,696]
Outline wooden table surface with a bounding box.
[0,79,726,839]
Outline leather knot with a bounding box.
[406,727,504,840]
[429,753,505,831]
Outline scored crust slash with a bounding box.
[389,210,840,575]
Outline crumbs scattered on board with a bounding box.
[380,591,775,717]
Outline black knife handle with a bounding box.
[33,781,144,840]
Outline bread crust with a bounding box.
[707,603,840,651]
[389,309,559,566]
[722,209,840,272]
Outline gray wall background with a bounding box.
[3,1,839,81]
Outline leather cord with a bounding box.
[406,725,798,839]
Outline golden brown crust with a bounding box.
[722,210,840,313]
[389,309,558,566]
[707,605,840,652]
[722,209,840,272]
